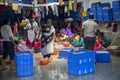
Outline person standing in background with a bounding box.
[26,18,38,48]
[1,19,16,70]
[82,14,98,50]
[21,15,29,40]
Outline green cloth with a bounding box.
[14,34,19,41]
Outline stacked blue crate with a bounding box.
[68,50,95,76]
[101,3,110,8]
[97,7,103,20]
[59,48,74,59]
[95,50,111,62]
[103,9,113,22]
[112,1,120,21]
[22,0,32,4]
[12,0,19,3]
[83,16,88,21]
[87,9,91,16]
[91,4,97,20]
[113,8,120,21]
[112,1,120,8]
[70,11,81,20]
[15,51,34,76]
[46,0,57,3]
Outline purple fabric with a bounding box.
[65,27,73,37]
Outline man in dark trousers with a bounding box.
[1,19,16,70]
[82,14,98,50]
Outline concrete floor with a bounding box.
[0,55,120,80]
[0,23,120,80]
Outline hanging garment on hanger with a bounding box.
[0,5,5,11]
[48,6,53,16]
[58,5,65,18]
[38,7,45,19]
[59,0,63,5]
[64,6,68,13]
[12,3,19,11]
[46,6,48,16]
[69,0,73,10]
[53,4,58,16]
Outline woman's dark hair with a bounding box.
[89,14,94,19]
[47,19,52,23]
[3,19,10,25]
[96,29,100,33]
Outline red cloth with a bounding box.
[94,40,102,50]
[0,5,5,11]
[34,42,39,48]
[26,31,34,48]
[13,24,18,34]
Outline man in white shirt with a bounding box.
[1,19,16,70]
[82,14,98,50]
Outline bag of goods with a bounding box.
[19,22,27,27]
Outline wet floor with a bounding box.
[0,55,120,80]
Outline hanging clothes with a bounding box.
[59,0,63,5]
[48,6,53,16]
[38,7,45,19]
[64,6,68,13]
[0,5,5,11]
[53,4,58,16]
[58,5,65,18]
[69,0,73,10]
[46,6,48,16]
[12,3,19,11]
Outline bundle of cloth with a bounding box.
[71,34,84,47]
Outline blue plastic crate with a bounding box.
[16,64,34,76]
[83,16,88,21]
[68,50,95,65]
[97,15,103,20]
[87,9,91,15]
[103,9,113,21]
[97,12,103,15]
[101,3,110,8]
[68,62,95,76]
[113,14,120,21]
[59,48,74,59]
[22,0,32,4]
[112,1,120,8]
[46,0,56,3]
[15,51,33,65]
[12,0,19,3]
[91,4,96,8]
[112,8,120,15]
[95,50,111,62]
